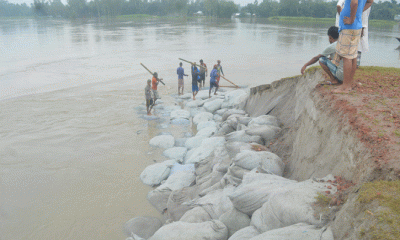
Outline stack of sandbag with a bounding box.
[140,160,176,186]
[184,137,226,164]
[124,216,163,239]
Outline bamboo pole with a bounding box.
[218,85,240,88]
[220,75,239,88]
[140,63,165,85]
[178,58,206,69]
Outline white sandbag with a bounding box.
[185,136,206,150]
[215,108,228,116]
[166,186,199,221]
[149,220,228,240]
[195,157,214,184]
[184,148,197,161]
[248,115,279,128]
[187,187,235,219]
[224,89,248,107]
[163,147,187,162]
[174,138,187,147]
[237,116,252,126]
[184,137,226,164]
[147,188,172,213]
[196,126,217,138]
[249,223,334,240]
[197,121,217,131]
[193,112,214,125]
[225,130,263,145]
[124,216,163,239]
[140,160,176,186]
[225,141,252,159]
[233,150,284,176]
[223,164,250,186]
[228,173,297,215]
[197,170,225,195]
[203,99,224,113]
[190,107,204,117]
[212,146,232,173]
[214,114,223,122]
[179,93,193,99]
[180,206,212,223]
[245,125,279,142]
[222,109,246,121]
[186,100,204,108]
[157,167,196,191]
[228,226,260,240]
[219,208,251,237]
[170,109,191,120]
[250,180,337,232]
[149,135,175,149]
[169,163,195,176]
[216,123,235,136]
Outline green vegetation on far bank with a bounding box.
[357,180,400,240]
[266,16,398,28]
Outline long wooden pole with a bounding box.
[140,63,165,85]
[179,58,206,69]
[220,75,239,88]
[219,85,240,88]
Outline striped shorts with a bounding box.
[332,29,362,66]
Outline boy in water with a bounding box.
[177,62,188,95]
[199,59,207,88]
[191,63,199,100]
[145,79,154,115]
[301,26,343,85]
[209,64,219,98]
[152,72,162,104]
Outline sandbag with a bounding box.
[170,109,191,120]
[149,220,228,240]
[249,223,334,240]
[224,89,248,108]
[166,185,199,221]
[245,125,279,142]
[228,173,297,215]
[197,120,217,131]
[219,208,251,237]
[225,130,263,145]
[196,126,217,138]
[174,138,187,147]
[147,188,172,213]
[195,157,214,184]
[170,163,195,176]
[180,206,212,223]
[157,167,196,191]
[149,135,175,149]
[186,100,204,108]
[237,116,252,126]
[163,147,187,162]
[225,141,252,159]
[184,137,226,165]
[185,136,206,150]
[223,164,250,186]
[228,226,260,240]
[233,150,284,176]
[214,114,223,122]
[140,160,176,186]
[215,108,228,116]
[193,112,214,125]
[212,146,232,173]
[221,109,246,121]
[203,99,224,113]
[248,115,279,128]
[124,216,163,239]
[196,90,213,100]
[215,123,235,136]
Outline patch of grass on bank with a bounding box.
[357,180,400,240]
[265,16,397,28]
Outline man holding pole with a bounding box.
[152,72,162,104]
[216,60,224,85]
[177,62,188,95]
[209,64,219,98]
[199,59,207,88]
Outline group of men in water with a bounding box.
[145,60,224,115]
[301,0,373,94]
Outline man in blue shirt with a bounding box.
[177,62,188,95]
[333,0,373,93]
[209,64,219,98]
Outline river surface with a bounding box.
[0,17,399,239]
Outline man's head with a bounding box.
[200,59,203,63]
[214,64,217,69]
[147,79,151,85]
[327,26,339,44]
[179,62,182,66]
[217,60,221,64]
[153,72,158,77]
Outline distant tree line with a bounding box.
[1,0,399,21]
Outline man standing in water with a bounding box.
[191,63,199,100]
[177,62,188,95]
[152,72,162,104]
[332,0,373,93]
[199,59,207,88]
[209,64,219,98]
[145,79,154,115]
[216,60,224,85]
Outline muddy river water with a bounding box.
[0,17,399,239]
